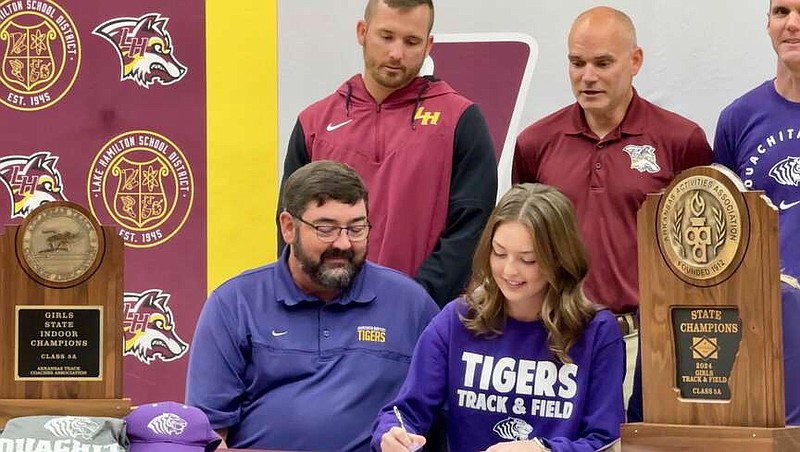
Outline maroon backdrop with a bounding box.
[429,37,532,162]
[0,0,205,404]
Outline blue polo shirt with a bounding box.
[185,251,439,451]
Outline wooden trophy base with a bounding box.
[0,398,131,427]
[622,423,800,451]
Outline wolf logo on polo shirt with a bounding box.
[0,151,67,219]
[623,144,661,174]
[93,13,187,88]
[0,0,80,111]
[123,289,188,364]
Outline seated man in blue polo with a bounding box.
[185,160,439,451]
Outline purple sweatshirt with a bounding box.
[372,300,625,451]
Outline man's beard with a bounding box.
[292,234,366,291]
[363,46,424,91]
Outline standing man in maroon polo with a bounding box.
[512,6,712,415]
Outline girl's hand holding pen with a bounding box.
[380,426,426,452]
[380,406,425,452]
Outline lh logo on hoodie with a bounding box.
[414,107,440,126]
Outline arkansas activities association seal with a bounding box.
[657,168,749,286]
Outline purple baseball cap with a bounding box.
[125,401,222,452]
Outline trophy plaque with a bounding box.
[0,201,129,426]
[15,306,102,381]
[621,166,800,451]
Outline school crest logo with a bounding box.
[93,13,186,88]
[623,144,661,174]
[0,151,67,219]
[87,130,194,248]
[0,0,80,110]
[768,155,800,187]
[123,289,189,364]
[492,417,533,441]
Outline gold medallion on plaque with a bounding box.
[16,201,105,288]
[657,167,750,286]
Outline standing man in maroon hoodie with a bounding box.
[279,0,497,308]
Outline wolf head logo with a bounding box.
[769,156,800,187]
[0,151,67,219]
[492,417,533,441]
[93,13,187,88]
[623,144,661,174]
[123,289,188,364]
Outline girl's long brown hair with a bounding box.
[461,183,596,364]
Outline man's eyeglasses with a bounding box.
[292,215,371,242]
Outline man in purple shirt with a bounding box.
[713,0,800,425]
[513,6,712,412]
[714,0,800,280]
[186,161,438,451]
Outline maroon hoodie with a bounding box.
[280,74,497,306]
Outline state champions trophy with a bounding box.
[0,201,129,426]
[621,165,800,451]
